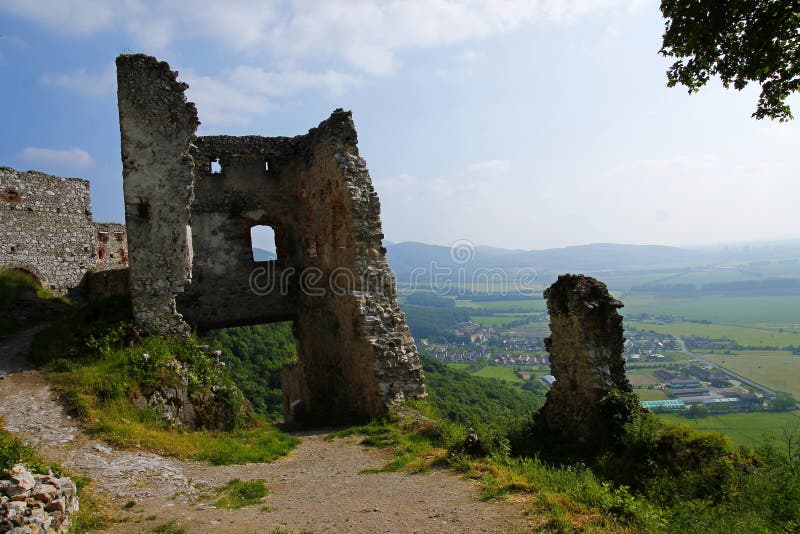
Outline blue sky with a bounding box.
[1,0,798,250]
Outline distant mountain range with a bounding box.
[255,240,800,283]
[384,240,800,282]
[253,248,277,261]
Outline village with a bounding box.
[421,320,549,366]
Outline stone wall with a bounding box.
[0,167,95,295]
[0,167,129,296]
[116,54,197,338]
[116,54,425,420]
[94,222,128,270]
[535,274,631,445]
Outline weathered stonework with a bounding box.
[94,222,128,270]
[535,274,631,444]
[0,167,128,295]
[116,54,425,420]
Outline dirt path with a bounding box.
[0,331,532,533]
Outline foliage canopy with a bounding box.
[660,0,800,121]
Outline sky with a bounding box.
[1,0,799,251]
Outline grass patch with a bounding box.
[658,411,800,448]
[470,365,525,384]
[0,420,57,474]
[636,389,668,401]
[32,298,299,466]
[470,314,532,328]
[633,320,800,348]
[214,478,269,509]
[49,358,298,465]
[153,519,186,534]
[326,413,449,474]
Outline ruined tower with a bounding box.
[535,274,631,445]
[116,54,425,420]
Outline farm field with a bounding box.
[454,299,546,312]
[628,373,658,386]
[636,389,668,400]
[623,294,800,326]
[630,320,800,347]
[658,411,800,448]
[703,351,800,399]
[471,314,532,328]
[470,365,525,384]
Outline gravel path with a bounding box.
[0,329,532,533]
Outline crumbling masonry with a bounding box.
[116,54,425,420]
[0,167,128,295]
[535,274,632,445]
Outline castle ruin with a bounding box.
[116,54,425,421]
[535,274,632,445]
[0,167,128,295]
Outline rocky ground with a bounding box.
[0,328,533,533]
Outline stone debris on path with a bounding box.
[0,463,79,533]
[0,384,78,447]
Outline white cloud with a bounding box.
[0,0,116,35]
[41,64,115,98]
[467,159,510,177]
[183,66,360,127]
[0,0,644,74]
[460,49,485,62]
[19,147,93,169]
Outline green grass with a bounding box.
[327,416,447,473]
[213,478,269,509]
[624,294,800,325]
[49,354,298,465]
[0,423,57,474]
[703,350,800,399]
[658,411,800,448]
[631,320,800,348]
[470,365,525,384]
[152,520,186,534]
[470,314,532,327]
[636,389,669,401]
[36,316,299,466]
[454,299,547,312]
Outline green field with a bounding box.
[630,320,800,347]
[470,365,525,384]
[658,411,800,448]
[455,299,547,312]
[636,389,668,400]
[704,351,800,399]
[623,294,800,326]
[471,314,532,328]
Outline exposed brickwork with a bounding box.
[535,274,631,445]
[0,167,126,295]
[94,222,128,270]
[116,54,425,420]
